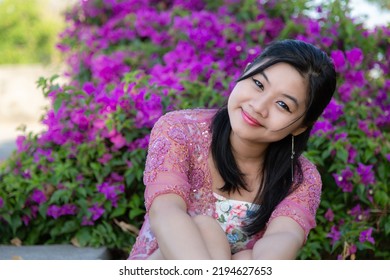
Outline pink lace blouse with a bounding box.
[128,109,322,259]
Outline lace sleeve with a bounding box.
[268,157,322,239]
[143,112,192,212]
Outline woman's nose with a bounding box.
[250,95,270,118]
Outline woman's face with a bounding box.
[227,62,309,145]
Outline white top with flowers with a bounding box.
[213,192,261,254]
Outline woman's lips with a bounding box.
[241,109,262,127]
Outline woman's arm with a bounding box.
[149,193,213,259]
[148,213,231,260]
[251,216,305,259]
[232,216,304,260]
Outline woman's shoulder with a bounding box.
[162,108,218,124]
[150,108,217,141]
[297,155,321,183]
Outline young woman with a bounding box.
[128,39,337,260]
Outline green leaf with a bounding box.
[110,206,127,218]
[75,228,92,247]
[53,96,64,113]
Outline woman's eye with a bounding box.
[252,77,264,90]
[276,101,291,112]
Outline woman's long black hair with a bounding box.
[211,39,337,236]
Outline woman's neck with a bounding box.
[229,131,267,176]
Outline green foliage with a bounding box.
[0,0,62,64]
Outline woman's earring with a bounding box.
[291,135,295,182]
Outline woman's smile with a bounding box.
[241,109,262,127]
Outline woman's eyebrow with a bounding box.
[282,94,299,107]
[260,71,269,84]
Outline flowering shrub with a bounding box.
[0,0,388,259]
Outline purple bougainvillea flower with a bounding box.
[386,154,390,162]
[97,182,117,201]
[321,36,333,47]
[90,51,130,84]
[0,197,3,208]
[334,132,348,141]
[327,225,341,245]
[22,215,30,226]
[346,47,364,68]
[323,98,344,122]
[332,167,354,192]
[347,145,357,164]
[338,81,354,102]
[349,204,370,221]
[98,153,113,164]
[33,148,54,163]
[16,135,30,153]
[325,208,334,222]
[82,82,95,95]
[31,189,47,205]
[311,119,333,135]
[70,109,90,130]
[359,228,375,244]
[89,204,105,221]
[22,169,31,179]
[346,70,366,87]
[93,119,106,130]
[330,50,346,72]
[47,204,78,219]
[348,244,357,255]
[110,172,124,182]
[97,182,123,206]
[358,120,370,134]
[356,163,375,185]
[306,19,321,35]
[81,217,94,226]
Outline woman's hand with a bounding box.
[149,194,212,259]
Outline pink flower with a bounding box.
[93,119,106,129]
[110,132,127,149]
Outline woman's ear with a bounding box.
[292,126,308,136]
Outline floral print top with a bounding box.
[213,192,261,254]
[128,109,322,260]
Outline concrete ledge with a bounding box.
[0,245,112,260]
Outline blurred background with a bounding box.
[0,0,389,161]
[0,0,77,161]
